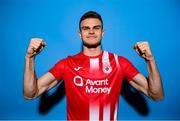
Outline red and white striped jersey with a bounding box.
[49,51,139,121]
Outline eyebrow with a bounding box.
[81,25,102,29]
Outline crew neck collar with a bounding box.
[81,51,104,58]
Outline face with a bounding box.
[79,18,104,48]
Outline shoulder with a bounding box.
[118,56,130,62]
[105,51,129,62]
[107,51,133,66]
[67,52,84,62]
[54,52,82,66]
[117,56,135,69]
[53,58,67,68]
[68,52,82,58]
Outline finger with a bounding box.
[139,49,146,55]
[37,46,44,53]
[32,38,43,41]
[137,45,146,54]
[41,41,46,47]
[134,43,145,54]
[133,43,138,49]
[33,40,46,48]
[32,51,37,55]
[142,53,146,58]
[135,48,141,55]
[31,44,40,50]
[136,42,145,47]
[33,41,42,46]
[137,42,149,49]
[27,47,34,54]
[39,46,44,51]
[33,40,46,47]
[138,45,146,50]
[141,49,146,55]
[33,40,44,46]
[32,46,37,52]
[29,38,45,52]
[138,44,151,53]
[136,41,148,47]
[138,42,149,48]
[139,48,147,55]
[134,42,143,50]
[31,38,44,45]
[32,42,41,48]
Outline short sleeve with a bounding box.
[49,59,66,81]
[119,56,139,82]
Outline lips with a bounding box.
[87,36,97,38]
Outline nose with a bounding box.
[89,28,95,34]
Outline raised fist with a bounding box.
[133,41,154,61]
[26,38,46,58]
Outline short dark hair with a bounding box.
[79,11,103,31]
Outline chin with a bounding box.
[83,41,101,48]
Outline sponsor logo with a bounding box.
[73,76,111,94]
[73,76,83,86]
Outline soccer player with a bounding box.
[23,11,164,120]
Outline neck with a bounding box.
[83,45,103,56]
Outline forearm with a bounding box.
[23,56,38,99]
[146,58,164,100]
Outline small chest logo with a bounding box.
[74,66,82,71]
[103,65,112,74]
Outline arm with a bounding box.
[23,38,58,99]
[129,41,164,100]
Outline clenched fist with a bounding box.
[133,41,154,61]
[26,38,46,58]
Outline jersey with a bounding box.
[49,51,139,121]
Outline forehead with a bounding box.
[80,18,102,27]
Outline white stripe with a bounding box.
[114,54,119,67]
[114,54,119,121]
[102,51,112,74]
[90,58,99,72]
[89,104,99,121]
[103,104,110,121]
[114,102,118,121]
[102,51,110,62]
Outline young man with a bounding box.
[23,11,164,120]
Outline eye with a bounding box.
[81,26,90,31]
[93,26,101,30]
[94,27,100,30]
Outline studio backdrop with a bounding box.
[0,0,179,120]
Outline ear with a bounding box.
[102,30,104,37]
[78,32,82,39]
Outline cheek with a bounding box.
[98,33,103,38]
[81,34,86,39]
[81,33,88,39]
[81,32,87,37]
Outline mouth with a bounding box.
[87,36,97,38]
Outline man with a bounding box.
[23,11,164,120]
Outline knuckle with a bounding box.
[31,38,43,42]
[31,38,37,42]
[37,43,41,46]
